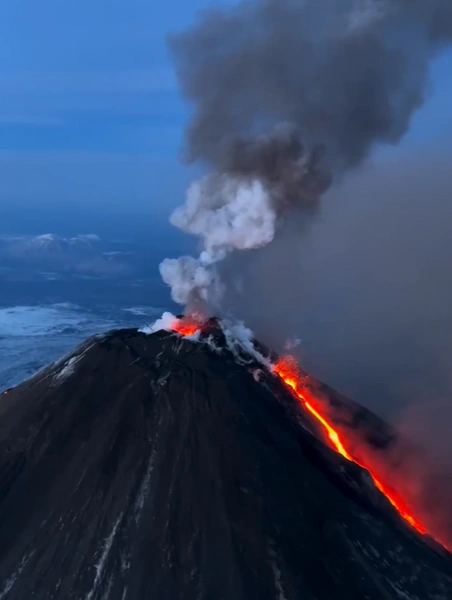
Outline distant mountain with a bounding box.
[0,318,451,599]
[0,233,134,277]
[9,233,100,255]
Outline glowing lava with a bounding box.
[168,323,440,546]
[273,356,429,538]
[169,315,201,337]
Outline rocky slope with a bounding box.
[0,321,451,599]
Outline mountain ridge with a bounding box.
[0,323,451,599]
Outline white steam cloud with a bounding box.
[160,174,276,307]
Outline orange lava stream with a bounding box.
[169,324,434,543]
[273,356,429,537]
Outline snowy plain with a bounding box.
[0,302,165,390]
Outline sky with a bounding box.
[1,0,452,424]
[1,0,452,218]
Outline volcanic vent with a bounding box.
[0,318,451,600]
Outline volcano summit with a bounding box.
[0,318,451,600]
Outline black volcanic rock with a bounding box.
[0,324,451,600]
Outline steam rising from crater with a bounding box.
[160,124,330,306]
[160,0,452,310]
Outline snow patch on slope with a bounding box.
[54,356,81,381]
[0,550,35,599]
[134,446,157,524]
[268,543,289,600]
[85,514,123,600]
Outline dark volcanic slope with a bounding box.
[0,325,451,600]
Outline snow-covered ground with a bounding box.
[0,302,164,389]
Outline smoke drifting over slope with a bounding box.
[223,151,452,415]
[161,0,452,308]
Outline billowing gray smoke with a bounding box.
[160,0,452,308]
[170,0,450,169]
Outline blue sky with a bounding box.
[1,0,452,215]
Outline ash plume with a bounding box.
[161,0,452,309]
[170,0,451,171]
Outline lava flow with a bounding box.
[273,356,431,538]
[167,320,444,549]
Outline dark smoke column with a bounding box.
[160,0,452,310]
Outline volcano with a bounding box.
[0,318,451,599]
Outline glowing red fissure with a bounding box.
[170,324,439,545]
[273,357,429,536]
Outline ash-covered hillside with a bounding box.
[0,320,451,600]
